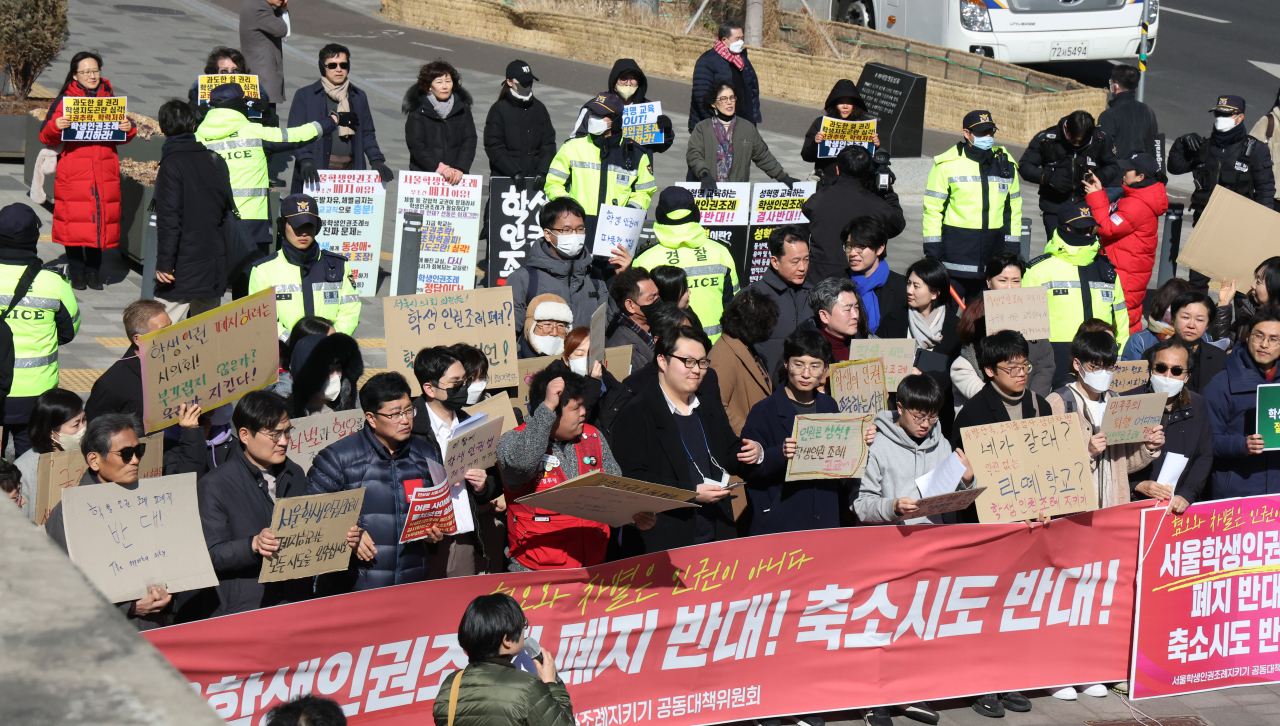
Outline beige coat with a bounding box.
[1048,384,1158,509]
[239,0,289,103]
[709,333,773,435]
[1249,108,1280,200]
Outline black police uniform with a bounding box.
[1018,117,1121,238]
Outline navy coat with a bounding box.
[288,80,386,194]
[740,385,845,535]
[689,48,761,132]
[1204,346,1280,499]
[307,425,443,591]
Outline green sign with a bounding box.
[1257,383,1280,451]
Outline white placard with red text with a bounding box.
[308,170,386,297]
[390,171,483,294]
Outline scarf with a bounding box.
[1211,121,1246,148]
[617,311,655,351]
[713,39,745,70]
[852,261,890,335]
[713,117,734,182]
[909,306,945,350]
[1145,315,1175,341]
[427,91,455,120]
[959,344,983,383]
[320,76,354,139]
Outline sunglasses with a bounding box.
[112,443,147,463]
[1151,363,1186,377]
[325,62,350,70]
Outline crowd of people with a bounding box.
[11,11,1280,726]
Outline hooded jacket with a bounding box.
[572,59,675,154]
[484,85,557,177]
[504,239,610,348]
[403,83,478,173]
[1086,181,1169,333]
[287,332,364,418]
[1205,345,1280,499]
[800,79,866,176]
[1018,116,1121,213]
[633,216,739,342]
[1021,231,1130,351]
[801,175,906,283]
[855,409,962,525]
[153,133,236,299]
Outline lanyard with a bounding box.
[676,410,723,481]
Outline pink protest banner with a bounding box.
[1131,495,1280,699]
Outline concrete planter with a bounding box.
[0,113,26,158]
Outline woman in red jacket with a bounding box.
[1084,152,1169,334]
[38,51,136,291]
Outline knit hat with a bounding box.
[0,203,41,258]
[655,186,700,225]
[524,293,573,341]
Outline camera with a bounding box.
[867,148,895,193]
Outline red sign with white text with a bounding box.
[145,503,1145,725]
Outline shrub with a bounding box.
[0,0,70,100]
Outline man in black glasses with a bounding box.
[45,413,172,629]
[288,43,393,193]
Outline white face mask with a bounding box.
[568,357,589,376]
[1215,116,1239,132]
[728,40,745,53]
[56,426,86,451]
[554,233,586,258]
[530,333,565,356]
[1150,373,1186,398]
[1079,368,1114,393]
[466,379,487,405]
[587,116,609,136]
[615,84,637,100]
[323,372,342,401]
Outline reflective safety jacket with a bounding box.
[922,142,1021,279]
[634,215,738,342]
[0,263,80,397]
[544,135,656,214]
[247,246,360,341]
[196,108,328,220]
[1022,233,1129,350]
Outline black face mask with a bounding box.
[1057,227,1096,247]
[638,301,662,321]
[714,109,735,122]
[437,382,469,413]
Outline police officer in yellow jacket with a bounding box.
[0,204,79,455]
[1022,204,1128,387]
[923,110,1022,301]
[545,92,656,240]
[634,187,738,342]
[248,194,360,342]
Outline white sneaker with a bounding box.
[1082,684,1109,698]
[1051,687,1078,701]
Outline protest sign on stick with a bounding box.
[961,413,1095,523]
[259,489,365,583]
[829,357,888,415]
[743,182,816,284]
[390,171,483,295]
[286,410,366,472]
[785,414,873,482]
[1101,392,1166,444]
[983,288,1051,340]
[485,177,547,287]
[306,170,385,297]
[384,287,518,394]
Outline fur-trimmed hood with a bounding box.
[402,83,473,117]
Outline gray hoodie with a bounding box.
[503,239,611,344]
[855,409,960,525]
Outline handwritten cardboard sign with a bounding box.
[829,357,888,415]
[139,289,279,433]
[1178,186,1280,286]
[592,204,646,258]
[1101,391,1166,444]
[786,413,873,482]
[285,410,366,472]
[518,355,557,413]
[605,345,633,379]
[984,287,1051,340]
[384,287,518,394]
[960,414,1095,524]
[515,471,698,527]
[443,416,504,485]
[847,339,915,392]
[61,473,217,603]
[258,489,365,583]
[465,392,518,435]
[588,302,608,371]
[61,96,127,142]
[34,450,88,526]
[1109,360,1149,394]
[401,485,457,542]
[911,487,986,519]
[138,432,165,480]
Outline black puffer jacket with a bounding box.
[572,59,675,154]
[153,133,235,299]
[1018,116,1121,213]
[801,79,868,178]
[484,86,556,177]
[287,332,364,418]
[404,83,478,173]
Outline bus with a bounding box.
[828,0,1160,65]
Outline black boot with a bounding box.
[69,270,86,290]
[86,269,102,290]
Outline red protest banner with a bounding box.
[145,503,1146,725]
[1131,495,1280,699]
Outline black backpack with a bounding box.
[0,262,46,399]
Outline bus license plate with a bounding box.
[1050,41,1089,59]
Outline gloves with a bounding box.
[297,158,320,188]
[528,174,544,193]
[318,113,338,135]
[699,171,717,194]
[336,111,359,129]
[779,175,800,189]
[1181,132,1204,154]
[374,162,394,183]
[513,172,526,191]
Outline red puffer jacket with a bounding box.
[38,79,136,249]
[1087,181,1169,334]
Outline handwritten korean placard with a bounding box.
[829,357,888,415]
[286,410,366,472]
[383,287,518,394]
[443,416,504,485]
[259,489,365,583]
[1109,360,1149,394]
[984,288,1051,339]
[1101,391,1166,444]
[960,414,1095,523]
[592,204,646,258]
[847,339,915,392]
[786,413,873,482]
[34,450,88,526]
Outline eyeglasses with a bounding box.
[258,426,294,443]
[1079,362,1118,373]
[76,69,101,77]
[551,226,586,235]
[995,363,1033,376]
[667,355,711,370]
[715,95,736,104]
[112,443,147,463]
[375,407,416,421]
[1251,332,1280,347]
[534,321,568,334]
[788,361,827,374]
[1151,363,1186,377]
[325,62,350,70]
[902,410,940,425]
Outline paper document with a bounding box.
[915,452,966,500]
[1156,453,1189,490]
[451,413,489,439]
[448,481,476,534]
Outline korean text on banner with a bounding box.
[306,170,386,297]
[464,391,518,435]
[139,289,279,433]
[675,182,750,226]
[34,450,88,526]
[817,117,876,158]
[443,416,504,486]
[1110,360,1150,394]
[983,288,1051,340]
[146,502,1146,726]
[1102,392,1166,444]
[961,413,1096,523]
[259,489,365,583]
[63,473,217,604]
[61,96,127,142]
[743,182,816,284]
[622,101,664,145]
[1178,187,1280,286]
[1130,495,1280,699]
[515,471,698,527]
[286,410,366,472]
[786,413,872,482]
[486,177,546,287]
[384,287,518,395]
[848,339,915,392]
[197,74,261,104]
[829,357,888,415]
[401,485,457,542]
[593,204,646,258]
[1258,384,1280,450]
[390,171,483,294]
